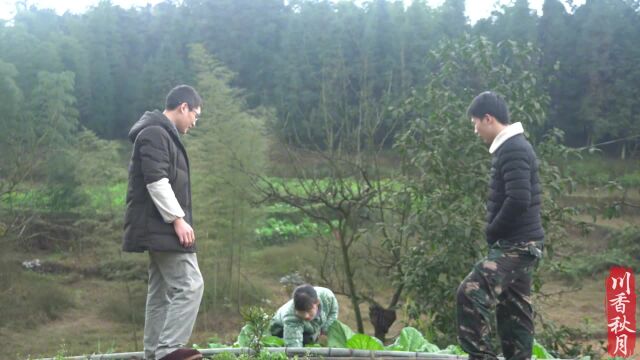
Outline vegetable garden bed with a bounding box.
[37,347,473,360]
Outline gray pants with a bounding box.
[144,251,204,360]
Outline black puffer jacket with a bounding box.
[122,110,194,253]
[486,134,544,245]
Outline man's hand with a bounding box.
[173,218,195,248]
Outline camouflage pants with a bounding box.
[456,240,542,360]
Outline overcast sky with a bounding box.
[0,0,582,23]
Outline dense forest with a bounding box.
[1,0,639,152]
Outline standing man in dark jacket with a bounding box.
[456,91,544,360]
[123,85,204,360]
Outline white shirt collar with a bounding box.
[489,122,524,154]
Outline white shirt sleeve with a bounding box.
[146,178,185,223]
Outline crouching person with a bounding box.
[270,284,338,347]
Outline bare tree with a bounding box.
[248,86,412,340]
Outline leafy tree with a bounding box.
[0,60,25,200]
[477,0,537,45]
[0,68,85,249]
[538,0,570,135]
[137,2,195,113]
[395,35,572,345]
[557,0,640,152]
[362,0,399,100]
[29,71,79,146]
[29,71,82,210]
[186,0,285,107]
[272,0,349,146]
[435,0,468,39]
[399,0,439,92]
[187,43,268,309]
[0,23,62,93]
[70,129,127,215]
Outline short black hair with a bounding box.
[467,91,510,125]
[293,284,318,311]
[165,85,203,111]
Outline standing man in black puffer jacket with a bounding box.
[123,85,204,360]
[456,91,544,360]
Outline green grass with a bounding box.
[1,182,126,213]
[245,237,319,277]
[560,154,640,186]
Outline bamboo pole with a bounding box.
[35,347,471,360]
